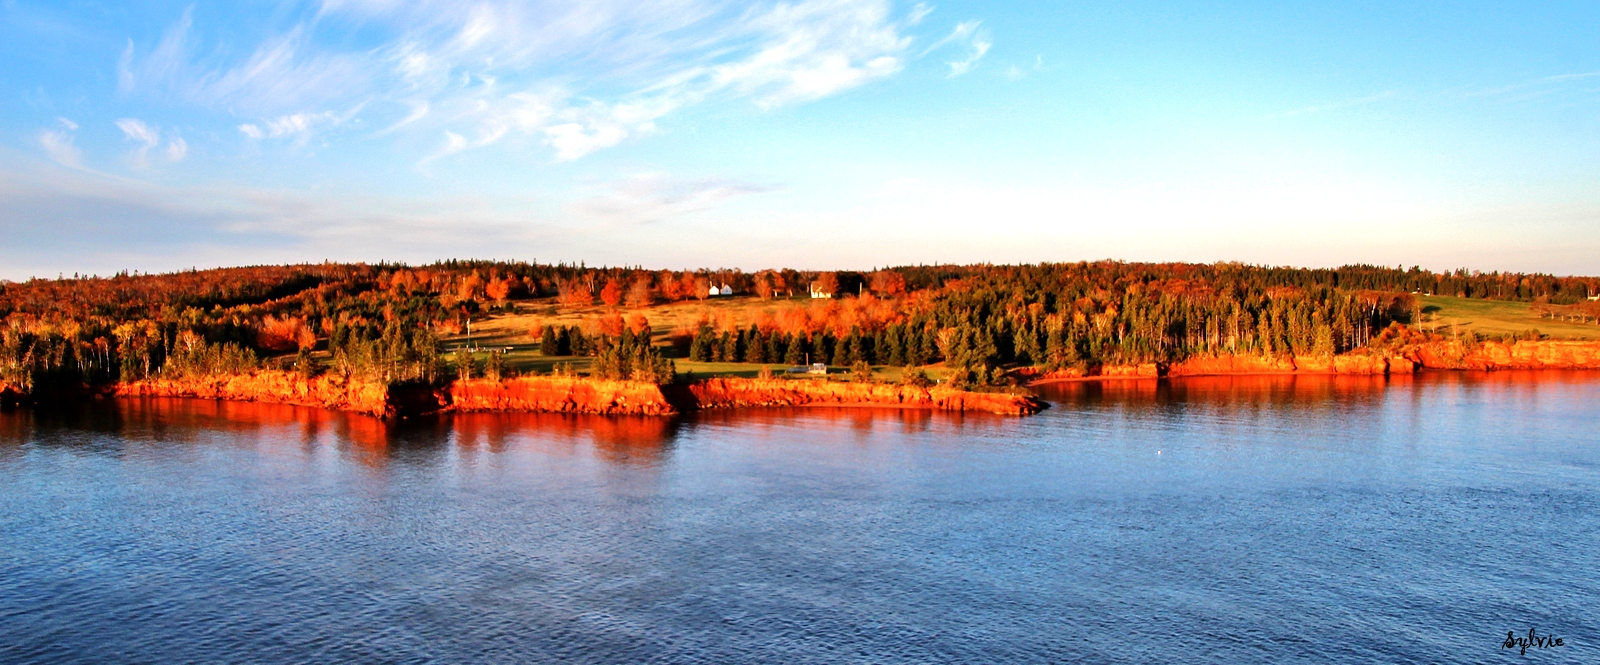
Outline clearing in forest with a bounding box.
[1419,295,1600,340]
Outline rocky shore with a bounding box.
[1023,340,1600,383]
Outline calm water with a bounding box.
[2,372,1597,664]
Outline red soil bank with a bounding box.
[1026,340,1600,384]
[1025,353,1395,383]
[447,377,677,416]
[43,372,1042,417]
[680,378,1046,415]
[113,372,400,416]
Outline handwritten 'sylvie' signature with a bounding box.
[1503,629,1563,655]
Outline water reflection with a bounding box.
[2,373,1599,664]
[1036,369,1599,409]
[3,371,1596,467]
[0,399,1018,470]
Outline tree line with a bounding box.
[3,259,1595,392]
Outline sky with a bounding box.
[2,0,1599,279]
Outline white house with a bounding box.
[709,283,733,297]
[809,283,833,299]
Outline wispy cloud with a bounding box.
[116,118,160,146]
[921,19,990,77]
[567,172,774,225]
[1004,54,1043,81]
[166,137,188,162]
[1466,70,1600,99]
[1276,91,1396,117]
[39,129,82,168]
[117,0,974,163]
[115,118,163,166]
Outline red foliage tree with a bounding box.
[600,279,624,307]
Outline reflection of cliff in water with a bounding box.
[0,397,689,469]
[444,412,682,465]
[1034,368,1600,411]
[1036,373,1402,411]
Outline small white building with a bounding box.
[708,283,733,297]
[809,283,833,299]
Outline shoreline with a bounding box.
[1022,339,1600,386]
[6,339,1598,418]
[2,373,1047,418]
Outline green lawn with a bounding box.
[1419,295,1600,340]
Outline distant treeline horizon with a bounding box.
[3,259,1597,392]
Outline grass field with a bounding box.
[464,294,825,348]
[423,293,1600,382]
[436,294,942,380]
[1419,295,1600,340]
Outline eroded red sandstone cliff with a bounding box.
[680,378,1046,415]
[447,377,677,416]
[113,372,399,416]
[1025,339,1600,383]
[8,372,1043,417]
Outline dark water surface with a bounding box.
[2,372,1597,664]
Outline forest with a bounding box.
[2,260,1596,392]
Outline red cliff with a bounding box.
[113,371,399,416]
[680,378,1046,415]
[446,376,677,416]
[1027,351,1402,383]
[65,372,1044,417]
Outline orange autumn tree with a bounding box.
[485,275,512,305]
[870,270,907,296]
[558,279,594,307]
[600,279,624,307]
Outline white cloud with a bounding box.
[264,113,317,136]
[924,21,990,77]
[120,0,953,162]
[567,172,774,225]
[236,108,362,147]
[115,118,163,167]
[39,130,82,168]
[119,9,368,115]
[57,117,79,131]
[166,137,188,162]
[908,3,933,24]
[116,118,160,146]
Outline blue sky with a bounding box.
[3,0,1598,279]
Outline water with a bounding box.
[2,371,1597,663]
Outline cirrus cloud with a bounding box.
[117,0,981,163]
